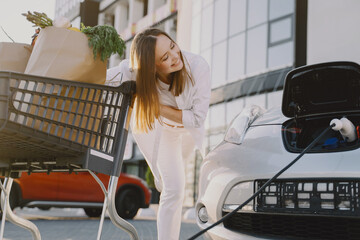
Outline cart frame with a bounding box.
[0,71,138,240]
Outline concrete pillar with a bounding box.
[128,0,144,27]
[154,0,166,9]
[176,0,192,51]
[148,0,155,14]
[98,12,106,25]
[114,3,128,33]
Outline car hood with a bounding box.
[282,61,360,118]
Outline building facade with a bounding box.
[55,0,360,206]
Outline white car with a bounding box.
[195,62,360,240]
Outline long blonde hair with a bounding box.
[130,28,193,133]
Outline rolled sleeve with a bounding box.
[182,57,211,128]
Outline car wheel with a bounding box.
[84,208,102,218]
[115,188,141,219]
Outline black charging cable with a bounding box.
[188,123,335,240]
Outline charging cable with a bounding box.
[188,123,336,240]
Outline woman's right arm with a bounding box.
[181,57,211,129]
[106,59,135,85]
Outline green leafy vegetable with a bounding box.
[81,24,126,62]
[22,11,53,28]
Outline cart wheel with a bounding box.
[115,188,140,219]
[84,207,102,218]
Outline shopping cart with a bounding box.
[0,71,138,240]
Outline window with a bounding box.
[213,0,229,44]
[227,33,245,82]
[200,4,213,51]
[212,41,227,88]
[201,48,212,68]
[269,17,293,45]
[247,0,268,28]
[267,91,283,109]
[191,14,201,54]
[268,41,293,69]
[192,0,295,87]
[226,98,244,125]
[210,103,226,129]
[209,133,224,150]
[229,0,246,36]
[269,0,295,20]
[244,94,266,109]
[192,0,296,160]
[246,24,267,74]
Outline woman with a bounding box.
[108,28,211,240]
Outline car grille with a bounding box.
[222,212,360,240]
[256,179,360,215]
[223,179,360,239]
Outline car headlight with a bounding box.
[198,206,209,223]
[224,105,265,144]
[223,181,254,212]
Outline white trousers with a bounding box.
[156,126,188,240]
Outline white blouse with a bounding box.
[157,79,184,127]
[106,51,211,186]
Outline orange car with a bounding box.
[2,171,151,219]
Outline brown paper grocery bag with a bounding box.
[25,26,106,148]
[25,26,106,84]
[0,42,32,72]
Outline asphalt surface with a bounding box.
[1,206,206,240]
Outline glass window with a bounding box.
[227,33,245,82]
[191,15,201,54]
[270,17,292,45]
[247,0,268,28]
[267,91,283,109]
[201,48,212,69]
[244,94,266,109]
[213,0,229,44]
[124,164,139,176]
[269,0,294,20]
[205,112,210,130]
[209,133,224,150]
[268,41,293,69]
[210,103,226,129]
[212,41,227,88]
[246,24,267,74]
[229,0,246,36]
[226,98,244,125]
[200,4,214,51]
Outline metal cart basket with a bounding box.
[0,71,138,240]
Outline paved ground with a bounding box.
[1,206,206,240]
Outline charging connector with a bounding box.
[330,117,357,142]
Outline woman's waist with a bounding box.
[162,117,184,128]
